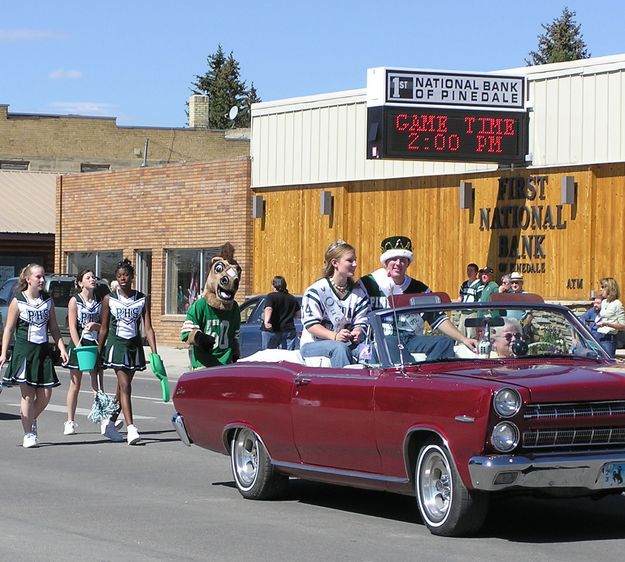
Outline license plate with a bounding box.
[599,462,625,488]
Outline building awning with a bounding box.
[0,171,57,234]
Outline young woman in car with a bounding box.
[0,264,69,448]
[98,258,158,445]
[63,269,104,436]
[299,240,370,368]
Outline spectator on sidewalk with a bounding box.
[498,274,512,293]
[261,276,301,350]
[478,267,499,303]
[454,263,480,336]
[578,297,603,341]
[596,277,625,357]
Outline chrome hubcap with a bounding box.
[420,448,452,523]
[233,429,259,487]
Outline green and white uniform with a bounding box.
[180,299,240,368]
[66,293,102,370]
[2,292,60,387]
[102,290,147,372]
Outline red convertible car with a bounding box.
[172,293,625,536]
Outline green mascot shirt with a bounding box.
[181,299,240,368]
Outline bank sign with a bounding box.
[384,70,524,109]
[366,67,528,164]
[367,68,525,110]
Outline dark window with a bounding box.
[80,163,110,173]
[0,160,29,170]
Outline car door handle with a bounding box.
[294,377,311,387]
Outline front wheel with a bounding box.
[416,439,489,536]
[231,428,288,500]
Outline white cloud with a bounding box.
[0,29,69,42]
[48,102,116,116]
[48,69,82,80]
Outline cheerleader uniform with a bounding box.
[2,292,60,387]
[65,293,102,370]
[102,289,147,372]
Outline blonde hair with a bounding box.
[17,263,44,292]
[600,277,620,301]
[322,240,356,285]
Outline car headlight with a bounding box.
[493,387,521,418]
[491,422,520,452]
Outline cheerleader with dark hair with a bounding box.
[64,269,104,436]
[98,258,158,445]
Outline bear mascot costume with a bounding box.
[180,242,241,368]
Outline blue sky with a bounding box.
[2,1,624,127]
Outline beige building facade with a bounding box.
[0,102,249,173]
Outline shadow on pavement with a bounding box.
[213,476,625,541]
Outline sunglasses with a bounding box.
[510,281,522,285]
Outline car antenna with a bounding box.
[388,279,407,374]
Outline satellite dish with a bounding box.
[228,106,239,120]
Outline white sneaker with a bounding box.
[64,420,77,435]
[23,433,38,448]
[114,419,124,430]
[126,424,141,445]
[102,420,124,442]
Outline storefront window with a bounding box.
[98,252,123,286]
[166,248,219,314]
[66,251,123,286]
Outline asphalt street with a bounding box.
[3,346,625,561]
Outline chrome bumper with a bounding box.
[468,451,625,491]
[172,413,192,447]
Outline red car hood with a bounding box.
[442,360,625,403]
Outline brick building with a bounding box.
[0,96,250,322]
[56,158,253,344]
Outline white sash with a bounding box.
[318,281,350,332]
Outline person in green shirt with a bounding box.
[478,267,499,303]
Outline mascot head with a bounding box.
[203,242,241,310]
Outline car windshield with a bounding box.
[372,300,606,367]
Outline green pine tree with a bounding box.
[526,7,590,66]
[241,83,261,125]
[191,45,260,128]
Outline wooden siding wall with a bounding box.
[253,164,625,301]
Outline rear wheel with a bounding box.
[416,439,489,536]
[231,428,287,500]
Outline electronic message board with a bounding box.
[367,105,529,164]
